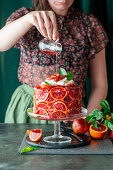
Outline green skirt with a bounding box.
[5,84,86,124]
[5,84,53,124]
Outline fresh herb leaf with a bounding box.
[100,100,110,113]
[20,146,40,154]
[20,147,34,154]
[93,120,98,129]
[88,109,103,121]
[95,110,103,120]
[85,115,95,123]
[44,81,52,86]
[59,68,67,76]
[30,146,40,150]
[107,121,113,131]
[111,113,113,119]
[66,71,73,81]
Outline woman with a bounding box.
[0,0,108,123]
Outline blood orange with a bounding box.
[36,102,49,110]
[89,123,108,139]
[51,111,66,119]
[63,94,72,103]
[45,94,55,103]
[72,118,89,134]
[68,86,81,99]
[35,88,49,101]
[50,86,67,100]
[27,129,41,135]
[68,100,81,112]
[53,101,67,111]
[29,129,42,142]
[34,108,48,115]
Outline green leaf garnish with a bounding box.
[66,71,73,81]
[44,81,52,86]
[59,68,73,80]
[59,68,67,76]
[100,100,110,113]
[93,120,98,129]
[85,100,113,131]
[29,146,40,150]
[85,115,95,123]
[20,147,34,154]
[20,146,40,154]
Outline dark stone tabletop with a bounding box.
[0,123,113,170]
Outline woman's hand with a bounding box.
[29,11,59,41]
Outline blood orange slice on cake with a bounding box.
[35,88,49,101]
[36,102,49,110]
[51,111,66,119]
[50,86,67,100]
[53,101,67,111]
[68,86,81,99]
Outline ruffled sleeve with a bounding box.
[6,7,34,49]
[87,15,109,59]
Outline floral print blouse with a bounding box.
[6,6,109,97]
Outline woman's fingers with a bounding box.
[31,11,59,40]
[43,12,53,39]
[36,12,48,38]
[48,11,59,41]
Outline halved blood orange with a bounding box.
[89,123,108,139]
[68,86,81,99]
[35,88,49,101]
[27,129,42,135]
[36,102,49,110]
[50,86,67,100]
[53,101,67,111]
[29,129,42,142]
[51,111,66,119]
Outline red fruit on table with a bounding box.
[110,130,113,139]
[72,118,89,134]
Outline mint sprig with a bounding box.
[59,68,73,81]
[85,100,113,130]
[20,146,40,154]
[59,68,67,76]
[44,81,52,86]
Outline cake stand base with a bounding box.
[43,135,71,144]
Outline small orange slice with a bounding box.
[89,123,108,139]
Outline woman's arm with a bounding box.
[0,11,58,51]
[87,48,108,115]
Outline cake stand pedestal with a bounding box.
[27,107,88,146]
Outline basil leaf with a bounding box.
[100,100,110,113]
[93,121,98,129]
[85,115,95,123]
[111,113,113,119]
[59,68,67,76]
[44,81,52,86]
[20,147,34,154]
[95,110,103,120]
[89,109,103,120]
[66,71,73,81]
[108,121,113,131]
[104,119,109,127]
